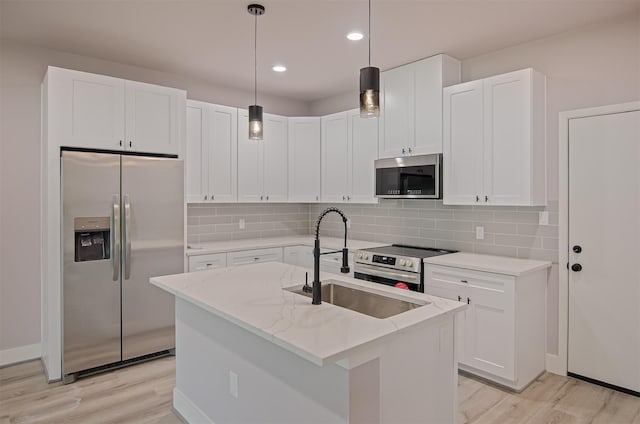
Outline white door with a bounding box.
[208,104,238,202]
[125,81,182,155]
[262,114,288,202]
[348,109,378,203]
[379,64,414,159]
[237,110,263,202]
[443,80,484,205]
[321,112,349,202]
[568,109,640,393]
[186,101,209,202]
[288,117,321,202]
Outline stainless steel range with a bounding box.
[354,245,457,292]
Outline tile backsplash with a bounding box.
[187,200,558,263]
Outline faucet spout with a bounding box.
[312,207,350,305]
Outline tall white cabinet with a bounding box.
[443,68,547,206]
[321,109,378,204]
[237,111,288,202]
[46,67,184,155]
[288,117,321,202]
[186,100,237,202]
[378,54,461,158]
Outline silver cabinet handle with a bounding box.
[204,195,208,200]
[111,195,120,281]
[123,194,131,280]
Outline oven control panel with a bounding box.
[355,250,420,271]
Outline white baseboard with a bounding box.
[0,343,41,367]
[545,353,566,376]
[173,387,215,424]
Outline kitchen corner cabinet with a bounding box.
[237,111,288,202]
[288,117,321,202]
[443,68,547,206]
[378,54,461,159]
[424,264,546,391]
[186,101,237,203]
[45,66,185,155]
[320,109,378,204]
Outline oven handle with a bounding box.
[354,263,420,284]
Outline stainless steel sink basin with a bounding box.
[286,280,426,319]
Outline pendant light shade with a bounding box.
[359,0,380,118]
[248,4,265,140]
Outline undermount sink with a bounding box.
[286,280,427,319]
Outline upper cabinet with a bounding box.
[186,100,237,203]
[378,54,461,159]
[288,117,321,202]
[44,67,185,156]
[321,109,378,204]
[443,68,547,206]
[237,111,288,202]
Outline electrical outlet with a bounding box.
[475,226,484,240]
[239,218,245,230]
[229,371,239,399]
[539,211,549,225]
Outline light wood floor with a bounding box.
[1,357,638,423]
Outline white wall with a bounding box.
[0,40,309,353]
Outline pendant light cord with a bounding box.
[254,13,258,105]
[368,0,371,67]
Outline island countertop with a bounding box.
[151,262,466,366]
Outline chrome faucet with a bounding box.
[311,207,350,305]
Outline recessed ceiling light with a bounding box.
[272,65,287,72]
[347,32,363,41]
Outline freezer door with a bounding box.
[121,155,183,360]
[62,151,122,375]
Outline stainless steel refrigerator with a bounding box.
[61,149,183,383]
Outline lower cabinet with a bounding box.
[424,264,546,391]
[226,247,284,267]
[188,253,227,272]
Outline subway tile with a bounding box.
[232,231,263,240]
[187,216,199,226]
[494,234,543,248]
[421,209,454,220]
[193,224,216,235]
[419,228,454,240]
[549,213,559,225]
[517,223,558,237]
[187,207,216,217]
[517,248,559,262]
[199,233,231,243]
[455,231,495,244]
[473,244,518,258]
[401,199,436,209]
[199,215,235,225]
[473,205,518,212]
[474,222,517,234]
[394,208,422,218]
[543,238,560,250]
[453,210,494,222]
[494,211,539,224]
[436,220,474,231]
[186,235,199,245]
[435,240,475,252]
[437,202,473,210]
[403,218,436,229]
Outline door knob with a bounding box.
[571,263,582,272]
[573,245,582,253]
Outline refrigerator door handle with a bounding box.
[123,194,132,280]
[112,195,120,281]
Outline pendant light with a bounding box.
[359,0,380,118]
[248,4,265,140]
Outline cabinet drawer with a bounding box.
[426,264,514,292]
[188,253,227,272]
[227,247,283,267]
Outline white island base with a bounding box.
[152,263,463,424]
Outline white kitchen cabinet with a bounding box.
[443,68,546,206]
[321,109,378,204]
[238,111,288,202]
[186,101,237,203]
[424,263,546,391]
[378,55,461,159]
[288,117,321,202]
[188,253,227,272]
[45,67,185,155]
[227,247,283,267]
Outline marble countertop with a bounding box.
[424,252,552,276]
[186,236,385,256]
[151,262,466,366]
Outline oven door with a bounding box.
[353,263,423,292]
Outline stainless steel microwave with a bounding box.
[374,154,442,199]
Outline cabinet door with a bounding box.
[348,109,379,204]
[48,67,125,150]
[321,112,349,202]
[188,253,227,272]
[483,69,532,205]
[125,81,183,155]
[414,56,445,155]
[227,248,284,267]
[379,65,415,159]
[262,114,288,202]
[237,110,263,202]
[443,80,484,205]
[288,117,321,202]
[208,105,238,202]
[186,101,209,202]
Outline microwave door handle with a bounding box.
[123,194,131,280]
[356,263,420,284]
[111,195,120,281]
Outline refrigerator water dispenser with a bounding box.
[74,217,110,262]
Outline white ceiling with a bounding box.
[1,0,638,101]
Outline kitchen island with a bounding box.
[151,262,466,424]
